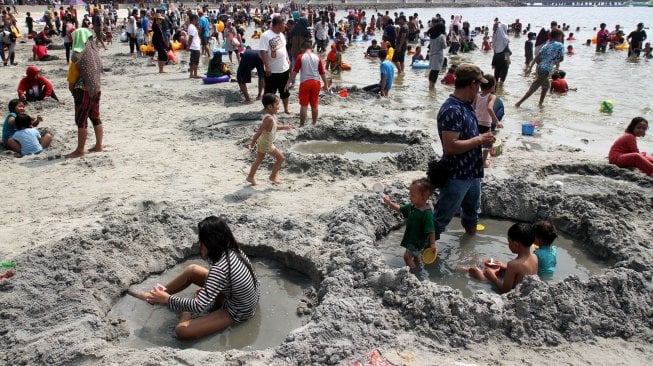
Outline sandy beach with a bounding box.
[1,4,653,365]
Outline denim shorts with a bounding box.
[433,178,481,239]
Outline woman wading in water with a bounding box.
[130,216,260,339]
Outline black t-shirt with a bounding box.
[366,44,381,57]
[628,30,647,48]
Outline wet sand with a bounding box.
[1,5,652,366]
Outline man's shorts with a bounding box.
[264,70,290,99]
[73,89,102,129]
[392,48,405,63]
[527,70,551,93]
[189,49,200,65]
[156,46,168,61]
[298,79,321,107]
[200,34,208,46]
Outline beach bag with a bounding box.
[427,159,450,189]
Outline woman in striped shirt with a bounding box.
[135,216,260,340]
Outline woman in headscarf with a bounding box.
[427,22,447,90]
[491,22,511,87]
[64,25,103,158]
[152,13,168,73]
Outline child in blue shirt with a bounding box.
[532,220,558,278]
[9,114,52,156]
[362,49,394,96]
[383,178,437,270]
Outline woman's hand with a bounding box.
[147,288,170,305]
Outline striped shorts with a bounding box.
[73,89,102,128]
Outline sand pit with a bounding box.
[1,8,653,365]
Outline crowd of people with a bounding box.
[1,2,651,342]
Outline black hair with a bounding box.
[261,93,278,108]
[378,49,387,60]
[480,74,495,90]
[411,177,433,196]
[271,15,284,26]
[301,40,312,50]
[189,14,198,22]
[14,114,32,130]
[8,98,21,113]
[532,221,558,246]
[197,216,256,286]
[625,117,648,134]
[507,223,534,247]
[550,29,564,40]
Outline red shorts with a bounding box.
[73,89,102,128]
[298,79,321,108]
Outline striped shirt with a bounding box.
[168,249,260,323]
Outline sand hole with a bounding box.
[545,173,651,196]
[110,257,312,351]
[377,218,607,297]
[291,141,406,163]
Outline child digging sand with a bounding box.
[246,94,295,185]
[466,223,537,293]
[382,178,437,270]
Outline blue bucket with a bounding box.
[522,123,535,136]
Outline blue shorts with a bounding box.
[433,178,481,239]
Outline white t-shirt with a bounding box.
[259,29,289,74]
[188,23,201,51]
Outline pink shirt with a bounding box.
[292,52,325,84]
[608,133,639,164]
[474,92,493,127]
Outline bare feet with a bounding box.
[269,176,282,184]
[284,110,292,115]
[64,151,84,159]
[243,99,253,104]
[514,102,522,108]
[483,161,491,168]
[127,289,149,302]
[255,95,262,100]
[246,176,257,186]
[89,145,103,153]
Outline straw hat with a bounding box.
[153,13,165,20]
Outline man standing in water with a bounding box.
[259,15,292,114]
[432,64,495,246]
[515,29,564,108]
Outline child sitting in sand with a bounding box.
[2,99,45,154]
[382,178,437,270]
[532,220,558,278]
[9,113,52,156]
[246,94,295,185]
[608,117,653,176]
[466,223,538,293]
[441,65,457,85]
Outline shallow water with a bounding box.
[309,7,653,155]
[291,140,406,162]
[377,218,607,297]
[110,257,311,351]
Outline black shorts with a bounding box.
[200,34,208,46]
[428,69,440,83]
[392,49,405,63]
[264,70,290,99]
[189,49,200,65]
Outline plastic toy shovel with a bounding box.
[422,247,438,264]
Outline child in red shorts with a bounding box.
[285,41,330,127]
